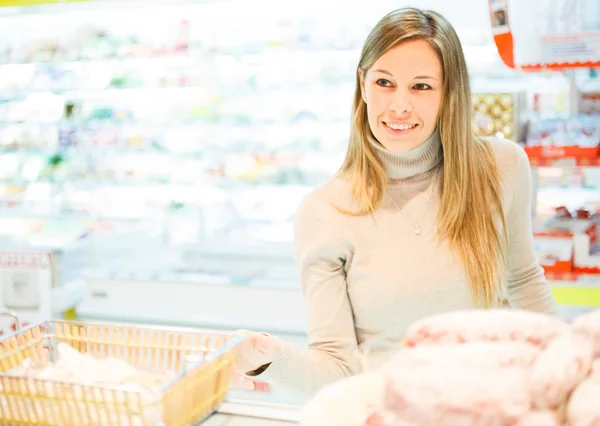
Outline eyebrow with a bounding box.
[371,69,439,81]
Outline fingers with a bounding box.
[230,367,255,391]
[232,329,280,373]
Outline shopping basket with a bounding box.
[0,312,243,426]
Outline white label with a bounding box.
[510,0,600,66]
[0,251,52,336]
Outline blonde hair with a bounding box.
[338,8,508,307]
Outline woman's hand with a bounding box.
[230,329,281,390]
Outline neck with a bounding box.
[370,131,443,180]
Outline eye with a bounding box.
[375,79,393,87]
[413,83,432,90]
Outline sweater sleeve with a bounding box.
[257,191,362,397]
[505,145,557,314]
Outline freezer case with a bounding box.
[208,399,301,426]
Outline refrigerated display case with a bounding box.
[0,0,599,348]
[207,400,300,425]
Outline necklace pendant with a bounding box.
[414,226,421,235]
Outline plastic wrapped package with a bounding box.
[383,341,541,371]
[7,344,173,387]
[363,411,413,426]
[591,359,600,379]
[384,366,532,426]
[567,378,600,426]
[572,310,600,356]
[403,309,567,348]
[3,343,172,425]
[514,410,561,426]
[528,331,595,409]
[299,372,387,426]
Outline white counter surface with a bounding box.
[203,400,301,426]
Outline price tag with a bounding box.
[550,157,577,169]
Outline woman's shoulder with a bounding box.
[297,176,356,218]
[479,135,529,178]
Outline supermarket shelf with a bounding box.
[51,279,83,314]
[77,275,308,334]
[528,156,600,168]
[208,400,301,425]
[550,286,600,307]
[0,48,360,70]
[545,272,600,282]
[547,272,600,307]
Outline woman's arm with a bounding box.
[257,190,362,396]
[504,145,557,314]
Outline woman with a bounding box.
[233,7,556,397]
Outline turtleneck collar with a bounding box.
[370,130,443,180]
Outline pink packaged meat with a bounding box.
[363,411,413,426]
[403,309,567,348]
[515,410,560,426]
[383,341,541,371]
[300,372,387,426]
[591,359,600,379]
[572,310,600,356]
[528,330,595,409]
[384,366,531,425]
[567,378,600,426]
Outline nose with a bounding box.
[389,87,412,115]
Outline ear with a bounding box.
[358,67,366,102]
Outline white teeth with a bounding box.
[386,123,416,130]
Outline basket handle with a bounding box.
[0,311,21,331]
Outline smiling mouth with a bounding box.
[383,122,418,131]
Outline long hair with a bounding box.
[337,8,508,307]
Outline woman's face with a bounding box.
[360,39,443,153]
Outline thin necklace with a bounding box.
[387,172,439,236]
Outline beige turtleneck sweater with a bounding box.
[258,132,556,396]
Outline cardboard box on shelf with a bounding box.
[472,92,527,142]
[534,235,574,274]
[573,233,600,273]
[534,206,600,275]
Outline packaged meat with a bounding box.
[515,410,560,426]
[363,411,413,426]
[6,343,173,391]
[528,331,595,409]
[566,378,600,426]
[572,310,600,356]
[383,341,541,372]
[404,309,567,347]
[591,359,600,380]
[384,366,531,425]
[3,343,173,425]
[300,372,387,426]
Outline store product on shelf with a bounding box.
[580,69,600,115]
[573,221,600,273]
[300,308,600,426]
[581,92,600,115]
[533,206,600,275]
[524,114,600,158]
[472,91,526,141]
